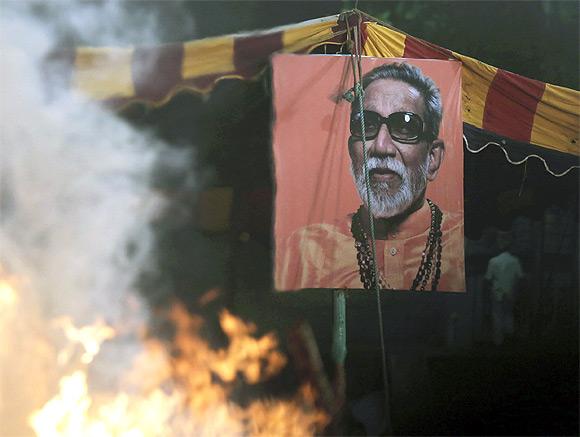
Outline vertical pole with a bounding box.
[330,290,347,433]
[332,289,347,365]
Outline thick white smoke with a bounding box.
[0,4,194,435]
[0,12,165,325]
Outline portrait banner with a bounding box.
[272,54,465,292]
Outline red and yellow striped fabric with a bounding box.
[363,22,579,157]
[52,12,578,160]
[65,15,345,107]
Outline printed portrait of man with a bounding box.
[272,55,465,292]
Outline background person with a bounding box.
[484,231,524,345]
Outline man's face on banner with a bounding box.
[272,55,464,292]
[348,78,441,219]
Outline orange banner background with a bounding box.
[271,55,463,288]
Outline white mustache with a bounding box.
[351,154,429,219]
[364,157,405,178]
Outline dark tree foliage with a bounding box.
[348,0,579,89]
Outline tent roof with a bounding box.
[45,11,579,175]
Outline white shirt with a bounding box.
[485,251,523,300]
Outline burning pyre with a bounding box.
[1,271,328,436]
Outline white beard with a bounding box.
[351,156,429,218]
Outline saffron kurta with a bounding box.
[276,202,465,291]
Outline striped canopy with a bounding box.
[46,12,579,174]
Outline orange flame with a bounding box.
[53,316,116,365]
[0,271,18,312]
[1,267,58,437]
[25,303,329,436]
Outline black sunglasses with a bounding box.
[350,110,426,144]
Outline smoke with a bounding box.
[0,3,194,434]
[14,1,197,47]
[0,17,163,325]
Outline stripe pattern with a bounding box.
[65,15,345,106]
[48,13,578,160]
[362,22,579,158]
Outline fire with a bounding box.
[0,273,18,311]
[29,370,187,437]
[170,305,287,389]
[29,371,92,436]
[25,303,329,436]
[54,317,116,365]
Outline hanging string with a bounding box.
[463,135,578,178]
[349,12,393,434]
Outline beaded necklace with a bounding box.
[351,199,443,291]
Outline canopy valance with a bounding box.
[45,11,579,174]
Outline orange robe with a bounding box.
[276,202,465,292]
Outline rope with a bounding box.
[463,135,579,178]
[349,13,393,434]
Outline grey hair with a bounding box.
[355,62,443,140]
